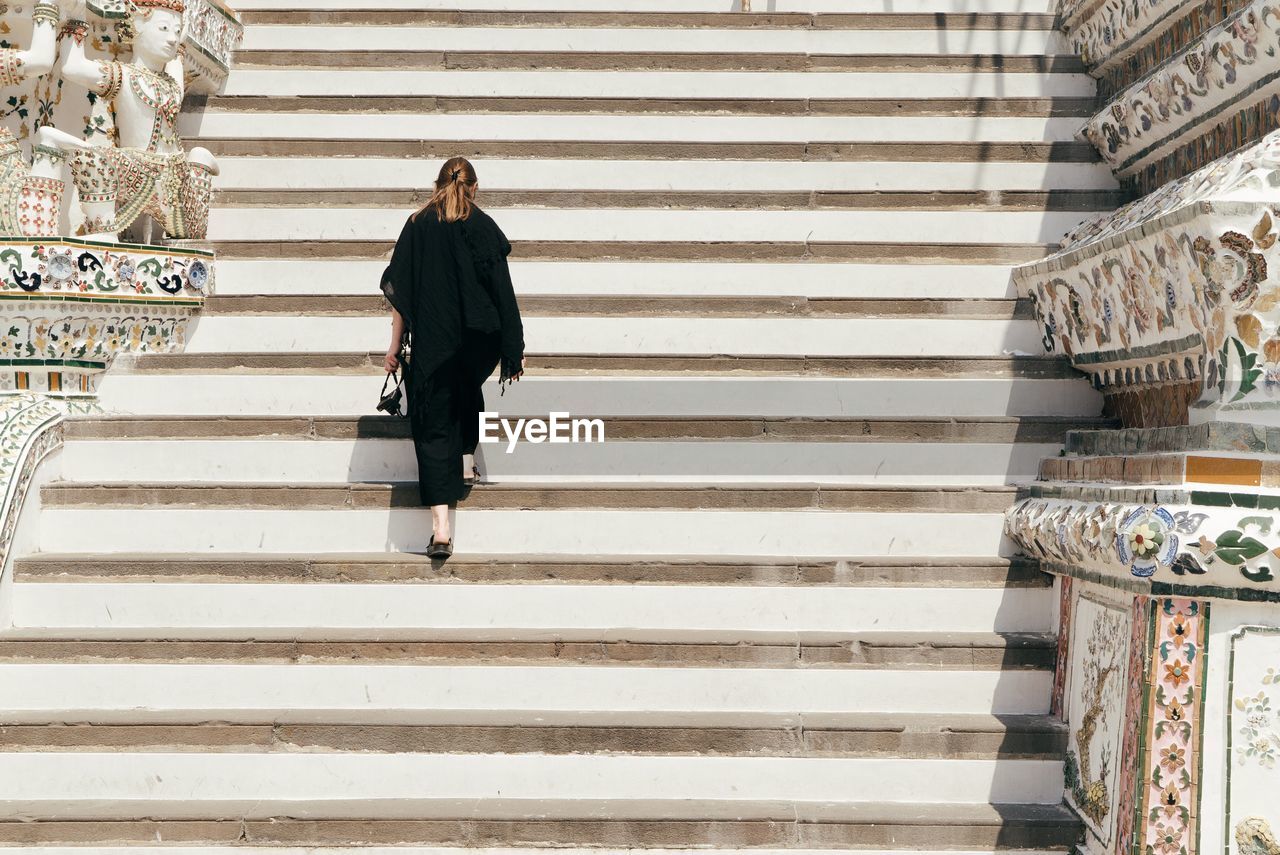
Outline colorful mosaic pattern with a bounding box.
[0,238,212,301]
[182,0,243,94]
[0,305,190,366]
[1005,497,1280,593]
[0,128,65,239]
[0,238,209,390]
[1080,0,1280,177]
[1115,594,1150,855]
[1021,207,1236,393]
[1059,0,1216,78]
[0,369,101,398]
[1137,599,1208,855]
[1096,0,1253,96]
[1128,94,1280,197]
[1015,132,1280,414]
[1055,575,1076,719]
[1065,592,1131,846]
[1118,506,1184,578]
[71,144,216,239]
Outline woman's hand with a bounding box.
[383,346,400,374]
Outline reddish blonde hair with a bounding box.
[416,156,478,223]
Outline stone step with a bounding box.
[202,206,1097,245]
[5,579,1052,639]
[36,481,1019,556]
[229,50,1086,73]
[209,190,1118,212]
[218,68,1093,99]
[237,10,1061,29]
[205,238,1060,262]
[0,661,1051,721]
[183,315,1045,357]
[193,94,1098,116]
[55,435,1061,485]
[93,372,1099,419]
[0,717,1066,758]
[0,813,1082,848]
[230,0,1060,14]
[0,752,1071,818]
[115,352,1074,377]
[204,294,1036,316]
[206,259,1035,298]
[185,112,1091,144]
[210,157,1117,193]
[236,23,1066,54]
[15,552,1052,586]
[197,137,1100,161]
[62,414,1100,440]
[0,848,1076,855]
[0,635,1054,668]
[37,502,1008,556]
[41,482,1019,512]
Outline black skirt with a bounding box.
[405,330,502,506]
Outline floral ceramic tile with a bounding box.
[1064,590,1133,848]
[1138,600,1208,855]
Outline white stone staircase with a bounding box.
[0,0,1110,849]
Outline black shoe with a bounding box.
[427,533,453,559]
[463,465,482,487]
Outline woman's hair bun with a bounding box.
[418,157,479,223]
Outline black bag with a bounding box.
[377,334,410,417]
[377,368,405,417]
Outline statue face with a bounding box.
[133,8,182,65]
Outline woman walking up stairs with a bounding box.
[0,0,1109,850]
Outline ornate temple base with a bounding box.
[0,236,212,406]
[1008,421,1280,854]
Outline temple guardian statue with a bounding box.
[0,0,239,403]
[61,0,219,240]
[0,0,92,237]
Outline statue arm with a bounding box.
[59,29,123,98]
[15,1,62,78]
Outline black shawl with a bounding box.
[380,205,525,382]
